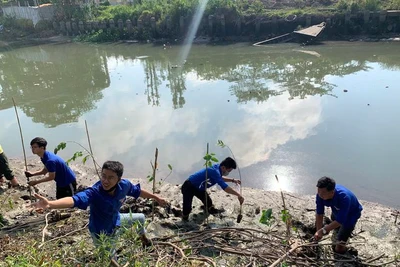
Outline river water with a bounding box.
[0,42,399,207]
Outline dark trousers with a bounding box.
[56,181,77,199]
[331,213,356,242]
[182,180,213,216]
[0,152,15,180]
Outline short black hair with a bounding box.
[220,157,237,169]
[30,137,47,149]
[102,161,124,178]
[317,176,336,191]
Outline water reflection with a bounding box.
[2,43,400,128]
[1,42,399,206]
[0,44,110,127]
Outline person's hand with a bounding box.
[313,229,323,241]
[233,179,241,185]
[238,195,244,205]
[156,197,168,207]
[30,193,50,210]
[28,180,38,186]
[25,171,34,178]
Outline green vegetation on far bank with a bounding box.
[1,0,400,42]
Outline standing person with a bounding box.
[313,176,363,254]
[181,157,244,221]
[25,137,76,199]
[0,144,20,187]
[31,161,168,253]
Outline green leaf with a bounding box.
[8,199,14,209]
[259,208,274,226]
[54,142,67,154]
[148,176,154,182]
[211,157,219,162]
[203,155,212,161]
[168,164,173,170]
[217,140,225,148]
[82,155,90,164]
[280,209,291,223]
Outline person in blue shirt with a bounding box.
[314,176,363,254]
[181,157,244,221]
[25,137,77,199]
[31,161,168,253]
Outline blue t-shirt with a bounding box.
[316,184,363,228]
[72,179,141,236]
[41,151,76,187]
[188,164,228,191]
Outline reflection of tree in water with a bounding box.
[140,57,187,109]
[183,45,400,104]
[0,45,110,127]
[144,60,162,107]
[226,65,281,103]
[222,54,370,102]
[167,67,186,109]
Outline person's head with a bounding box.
[220,157,237,176]
[30,137,47,156]
[316,176,336,200]
[101,161,124,191]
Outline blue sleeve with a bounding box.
[210,169,228,190]
[316,194,325,215]
[334,195,351,225]
[45,160,56,173]
[128,183,141,198]
[73,188,95,210]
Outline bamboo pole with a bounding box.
[275,175,291,238]
[84,120,99,178]
[12,97,32,199]
[152,147,158,220]
[204,143,209,224]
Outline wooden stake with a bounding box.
[275,175,291,238]
[84,120,99,178]
[12,97,32,199]
[205,143,209,224]
[152,147,158,220]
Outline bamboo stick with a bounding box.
[152,147,158,220]
[12,97,32,199]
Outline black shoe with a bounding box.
[182,215,189,221]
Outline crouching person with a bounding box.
[31,160,168,258]
[314,176,362,254]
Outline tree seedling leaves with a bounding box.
[217,140,226,148]
[168,164,173,170]
[54,142,67,154]
[259,208,274,225]
[281,209,291,223]
[147,175,154,182]
[82,155,90,164]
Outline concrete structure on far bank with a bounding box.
[1,4,55,26]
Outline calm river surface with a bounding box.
[0,42,399,207]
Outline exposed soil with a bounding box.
[1,158,399,266]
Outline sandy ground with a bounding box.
[1,158,400,265]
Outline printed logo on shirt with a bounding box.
[199,179,212,189]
